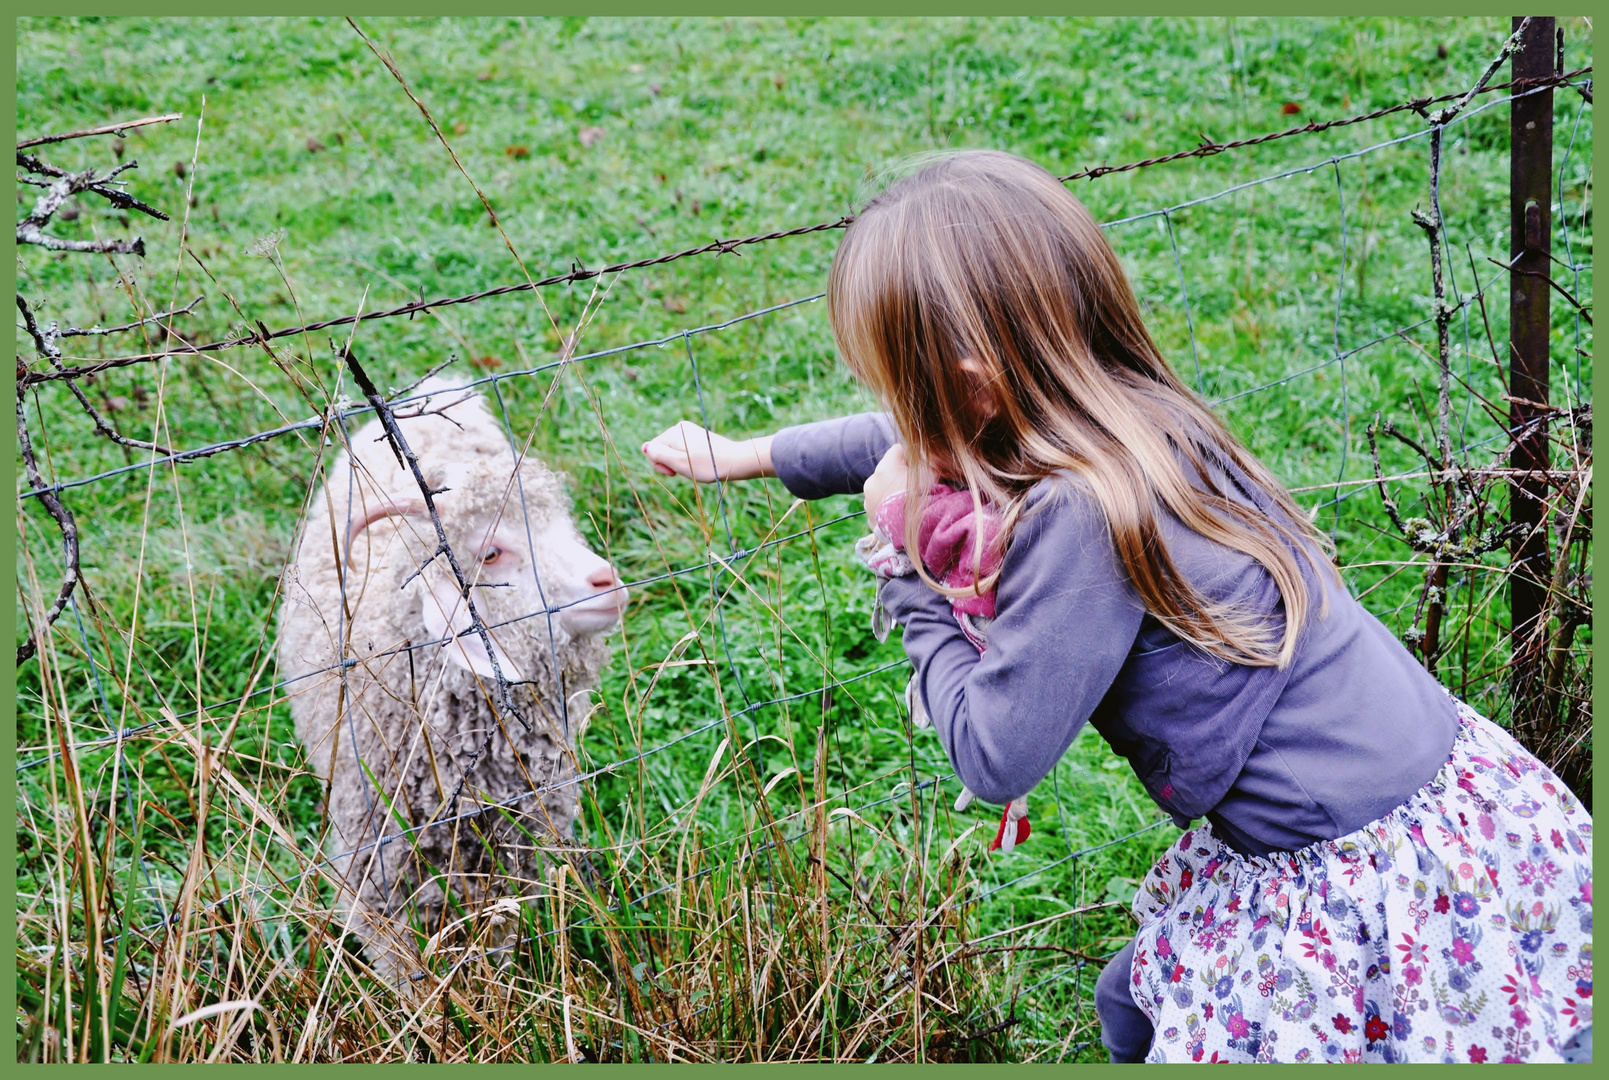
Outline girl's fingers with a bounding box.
[640,440,685,477]
[642,422,713,479]
[957,789,1030,854]
[862,442,911,522]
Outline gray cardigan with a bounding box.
[772,413,1459,856]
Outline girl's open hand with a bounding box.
[641,421,775,482]
[863,442,909,533]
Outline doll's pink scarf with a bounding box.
[874,483,1002,618]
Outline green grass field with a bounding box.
[15,16,1592,1062]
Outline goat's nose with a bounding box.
[589,562,628,612]
[557,545,628,632]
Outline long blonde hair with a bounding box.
[828,150,1334,668]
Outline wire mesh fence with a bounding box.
[15,18,1592,1063]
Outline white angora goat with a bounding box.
[277,378,627,982]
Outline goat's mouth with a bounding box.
[558,587,629,633]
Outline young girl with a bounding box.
[641,150,1592,1064]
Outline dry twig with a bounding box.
[16,111,184,149]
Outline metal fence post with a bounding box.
[1508,15,1554,720]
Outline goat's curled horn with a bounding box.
[345,498,429,563]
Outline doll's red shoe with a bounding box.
[990,805,1031,852]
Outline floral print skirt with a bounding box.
[1129,704,1592,1063]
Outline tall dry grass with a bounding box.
[15,642,1095,1062]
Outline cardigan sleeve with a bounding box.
[769,413,898,500]
[878,481,1146,805]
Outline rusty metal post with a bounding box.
[1508,15,1554,716]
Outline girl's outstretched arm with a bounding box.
[644,413,900,500]
[642,420,775,481]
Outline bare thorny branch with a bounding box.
[1350,21,1591,802]
[1486,254,1594,324]
[15,393,80,667]
[58,293,206,338]
[1393,18,1535,672]
[15,132,189,664]
[16,152,169,255]
[17,293,184,458]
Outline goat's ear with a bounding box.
[421,569,526,683]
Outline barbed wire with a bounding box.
[17,294,825,500]
[1060,68,1589,183]
[19,74,1590,508]
[17,68,1586,390]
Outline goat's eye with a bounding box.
[482,546,502,565]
